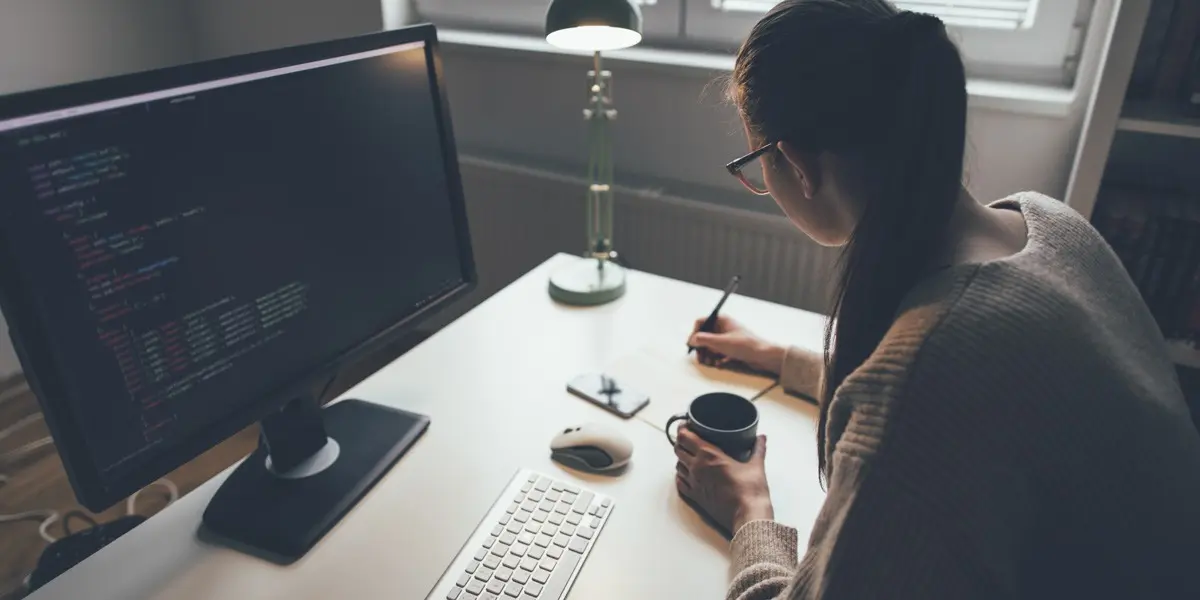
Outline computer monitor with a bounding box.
[0,24,475,561]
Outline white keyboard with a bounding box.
[427,469,614,600]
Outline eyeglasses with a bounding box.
[725,142,777,196]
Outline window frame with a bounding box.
[415,0,1094,85]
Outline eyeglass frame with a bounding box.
[725,142,778,196]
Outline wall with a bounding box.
[0,0,198,378]
[185,0,384,59]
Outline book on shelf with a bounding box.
[1094,187,1200,356]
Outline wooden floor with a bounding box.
[0,331,428,600]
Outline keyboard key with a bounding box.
[551,481,566,492]
[564,484,579,494]
[588,505,600,516]
[572,493,593,514]
[507,502,520,514]
[560,524,576,536]
[496,566,513,582]
[483,554,501,569]
[447,587,462,600]
[538,557,557,572]
[523,582,543,597]
[483,536,496,549]
[487,578,505,595]
[539,552,581,600]
[534,533,552,548]
[458,573,472,587]
[596,506,609,518]
[491,543,509,557]
[492,525,504,537]
[474,548,488,561]
[538,499,555,513]
[466,579,485,595]
[568,537,588,553]
[513,569,530,585]
[511,543,528,557]
[504,582,523,597]
[466,560,480,574]
[553,533,571,548]
[590,517,601,529]
[517,532,535,546]
[527,473,539,483]
[524,521,539,534]
[532,509,549,523]
[521,499,538,512]
[506,521,523,535]
[527,545,544,559]
[601,498,611,508]
[548,512,564,526]
[514,510,531,524]
[499,514,511,526]
[542,525,558,537]
[480,593,498,600]
[534,477,551,492]
[475,567,493,582]
[544,490,561,502]
[528,490,543,503]
[577,526,595,540]
[554,502,571,515]
[519,556,538,572]
[547,545,563,560]
[560,491,577,504]
[500,532,517,546]
[565,512,582,526]
[532,568,551,585]
[520,481,532,493]
[502,554,520,569]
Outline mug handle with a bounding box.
[665,413,687,446]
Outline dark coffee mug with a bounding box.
[666,392,758,461]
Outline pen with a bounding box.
[688,275,741,354]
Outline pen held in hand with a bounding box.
[688,275,741,355]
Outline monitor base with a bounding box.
[201,398,428,563]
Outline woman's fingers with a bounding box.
[675,426,702,455]
[675,461,690,479]
[675,474,691,493]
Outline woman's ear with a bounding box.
[777,141,820,200]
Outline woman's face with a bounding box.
[743,121,858,247]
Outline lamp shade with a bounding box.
[545,0,643,52]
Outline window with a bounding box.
[416,0,1093,85]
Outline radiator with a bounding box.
[455,156,839,316]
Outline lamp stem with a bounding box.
[585,51,615,265]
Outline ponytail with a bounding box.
[818,12,967,482]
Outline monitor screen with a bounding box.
[0,39,470,489]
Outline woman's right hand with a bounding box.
[689,316,785,375]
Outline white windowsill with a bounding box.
[438,28,1077,119]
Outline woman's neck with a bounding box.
[937,187,1028,267]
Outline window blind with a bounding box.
[711,0,1038,30]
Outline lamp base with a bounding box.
[548,257,626,306]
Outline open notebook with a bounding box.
[603,346,778,432]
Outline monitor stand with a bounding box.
[201,395,428,563]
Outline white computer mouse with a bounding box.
[550,423,633,472]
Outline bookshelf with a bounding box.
[1067,0,1200,370]
[1117,101,1200,139]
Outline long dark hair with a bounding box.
[731,0,967,482]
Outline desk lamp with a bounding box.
[545,0,642,305]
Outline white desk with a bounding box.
[32,254,828,600]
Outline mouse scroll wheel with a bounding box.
[563,428,574,434]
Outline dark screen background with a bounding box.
[0,43,467,482]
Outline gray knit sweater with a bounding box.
[730,193,1200,600]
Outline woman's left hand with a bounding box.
[674,425,775,535]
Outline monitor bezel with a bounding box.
[0,24,477,511]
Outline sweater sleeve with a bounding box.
[726,520,799,600]
[778,346,822,401]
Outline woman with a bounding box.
[673,1,1200,599]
